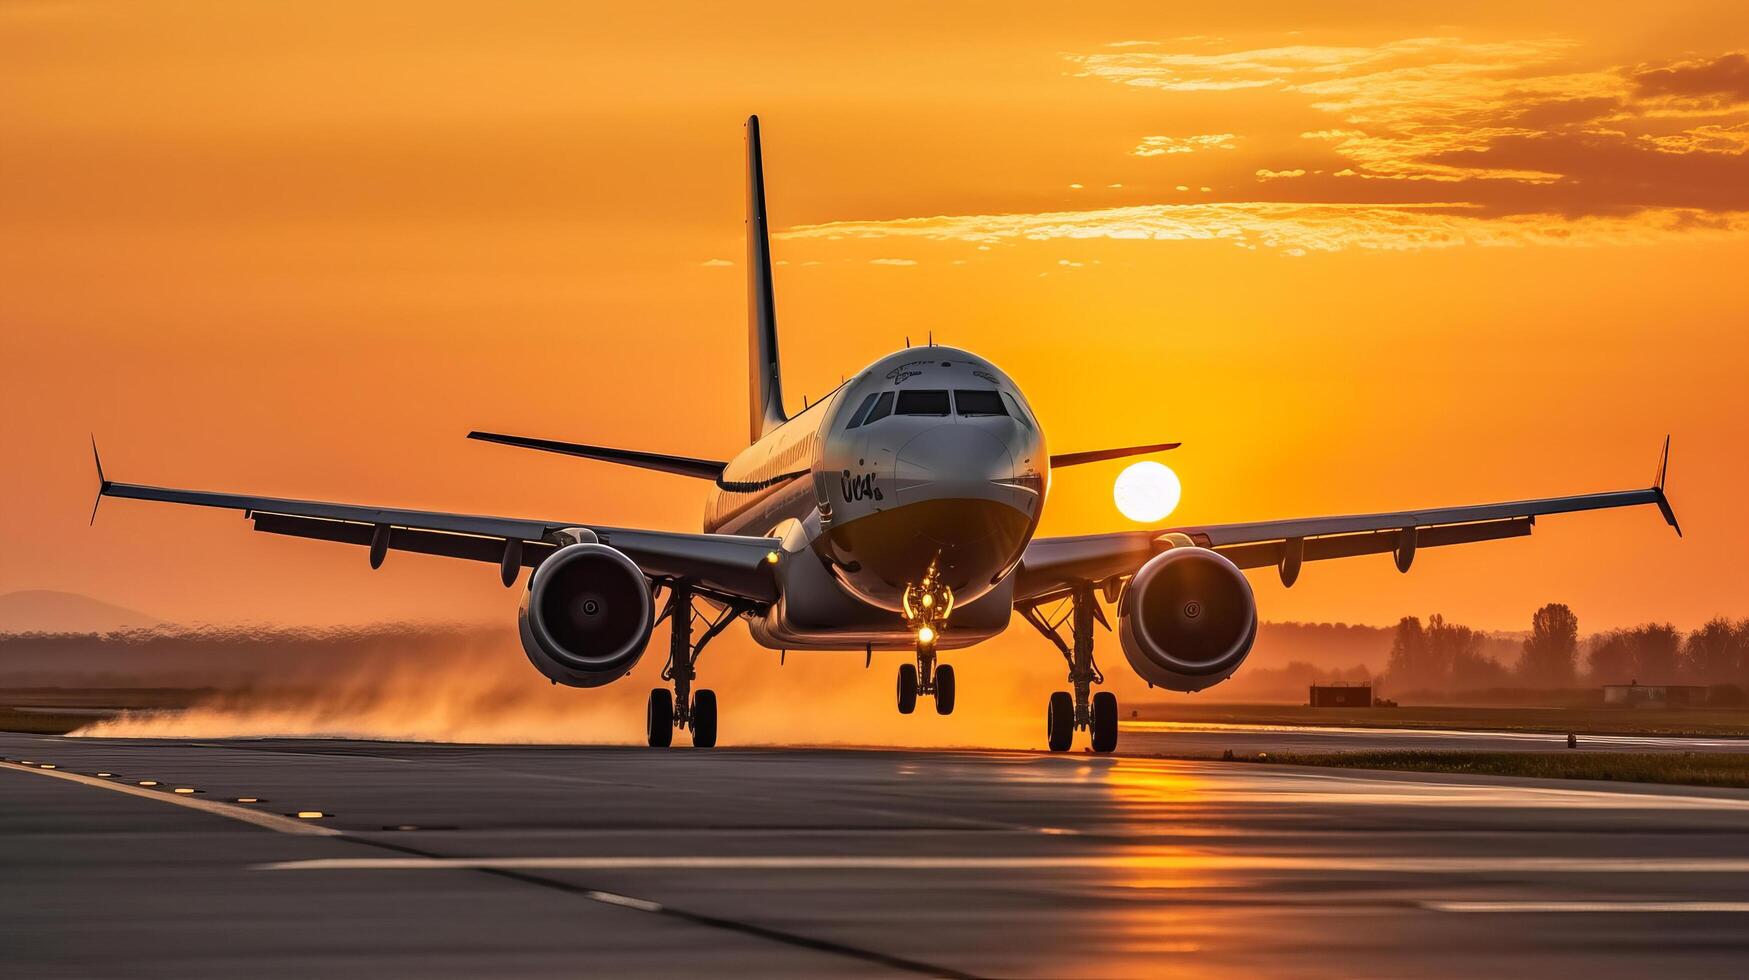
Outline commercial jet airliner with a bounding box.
[92,117,1682,752]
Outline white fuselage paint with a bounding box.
[703,347,1048,651]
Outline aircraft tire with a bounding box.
[935,664,956,715]
[1046,691,1073,752]
[647,689,674,748]
[1090,691,1118,754]
[690,689,718,748]
[897,663,918,714]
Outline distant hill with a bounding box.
[0,590,161,634]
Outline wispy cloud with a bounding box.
[1133,133,1236,156]
[1073,39,1749,210]
[868,257,918,266]
[782,203,1749,255]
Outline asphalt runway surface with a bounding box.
[1120,721,1749,757]
[5,730,1749,979]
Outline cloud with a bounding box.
[1076,39,1749,214]
[1632,51,1749,103]
[781,202,1749,254]
[699,258,733,267]
[868,257,918,266]
[1133,133,1237,156]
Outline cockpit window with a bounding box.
[953,390,1007,417]
[1001,392,1034,431]
[843,392,879,429]
[863,390,895,424]
[895,389,951,416]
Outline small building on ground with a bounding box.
[1601,682,1711,708]
[1309,683,1372,708]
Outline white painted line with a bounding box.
[255,854,1749,873]
[0,761,341,837]
[587,890,665,912]
[1426,901,1749,913]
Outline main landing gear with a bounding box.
[647,581,745,748]
[1021,582,1119,754]
[896,561,956,716]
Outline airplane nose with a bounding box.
[894,425,1014,493]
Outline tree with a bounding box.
[1683,618,1746,685]
[1588,630,1634,684]
[1628,623,1681,684]
[1517,603,1579,688]
[1385,616,1432,692]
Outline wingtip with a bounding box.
[1653,435,1680,537]
[89,434,106,526]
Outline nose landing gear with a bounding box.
[896,645,955,715]
[647,581,746,748]
[896,562,957,716]
[1022,581,1119,754]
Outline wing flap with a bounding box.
[1017,440,1679,603]
[100,477,779,603]
[1212,517,1532,570]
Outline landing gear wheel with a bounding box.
[1091,690,1118,754]
[934,664,956,715]
[897,663,918,715]
[1046,691,1073,752]
[689,689,717,748]
[647,689,674,748]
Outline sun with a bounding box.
[1113,461,1182,524]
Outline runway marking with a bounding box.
[1426,901,1749,913]
[0,761,341,837]
[256,854,1749,874]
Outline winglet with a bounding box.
[1652,435,1681,537]
[89,434,109,526]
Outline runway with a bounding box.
[1119,721,1749,757]
[5,732,1749,978]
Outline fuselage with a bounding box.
[705,347,1048,649]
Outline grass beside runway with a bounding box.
[1132,702,1749,738]
[1234,750,1749,789]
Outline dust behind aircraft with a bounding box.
[93,117,1681,752]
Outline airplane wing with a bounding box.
[92,448,779,604]
[1015,439,1680,603]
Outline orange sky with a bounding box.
[3,1,1747,636]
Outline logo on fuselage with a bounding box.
[841,469,884,502]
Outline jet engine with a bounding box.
[518,542,654,687]
[1117,547,1257,692]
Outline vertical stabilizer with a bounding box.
[746,115,787,441]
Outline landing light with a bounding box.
[295,811,327,820]
[917,626,936,645]
[765,551,780,564]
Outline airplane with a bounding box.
[91,115,1682,753]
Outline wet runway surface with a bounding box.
[5,732,1749,978]
[1120,720,1749,757]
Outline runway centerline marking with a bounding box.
[256,854,1749,873]
[1426,901,1749,913]
[0,760,341,837]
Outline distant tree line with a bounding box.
[1385,603,1749,694]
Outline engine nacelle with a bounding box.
[518,542,654,688]
[1117,547,1258,693]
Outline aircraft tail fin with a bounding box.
[746,115,787,442]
